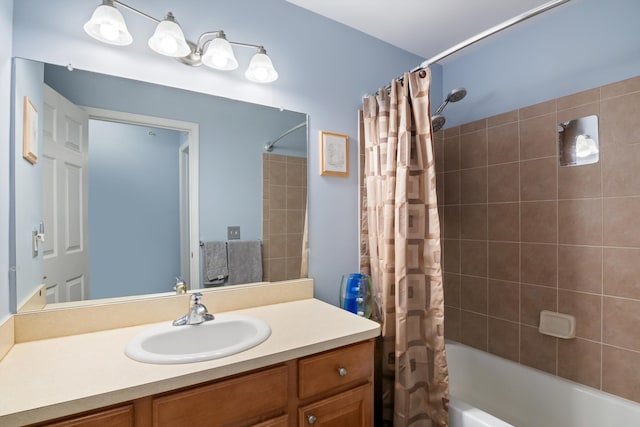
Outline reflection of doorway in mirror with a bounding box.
[42,85,90,304]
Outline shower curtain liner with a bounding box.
[360,69,449,426]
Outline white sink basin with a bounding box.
[125,314,271,364]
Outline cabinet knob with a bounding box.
[338,367,348,377]
[307,414,317,424]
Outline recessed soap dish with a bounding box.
[538,310,576,339]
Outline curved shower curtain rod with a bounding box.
[264,121,307,152]
[365,0,570,96]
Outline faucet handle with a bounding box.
[192,292,203,304]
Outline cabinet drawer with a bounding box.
[251,414,288,427]
[298,383,372,426]
[39,405,134,427]
[298,340,373,400]
[153,365,287,426]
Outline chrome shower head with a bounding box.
[431,87,467,132]
[435,87,467,115]
[432,115,446,133]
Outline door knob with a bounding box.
[338,367,348,376]
[307,414,317,424]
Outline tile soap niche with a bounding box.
[558,114,599,167]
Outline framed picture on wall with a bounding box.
[23,96,38,164]
[320,130,349,177]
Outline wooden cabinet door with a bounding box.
[298,383,372,427]
[39,405,134,427]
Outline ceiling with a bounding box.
[286,0,557,62]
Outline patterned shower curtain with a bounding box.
[360,69,449,426]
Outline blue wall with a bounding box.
[10,59,43,310]
[10,0,423,310]
[88,120,182,299]
[441,0,640,127]
[0,0,12,322]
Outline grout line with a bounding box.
[554,105,560,376]
[517,115,522,363]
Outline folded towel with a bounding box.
[204,241,228,283]
[227,240,262,285]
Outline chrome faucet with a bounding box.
[173,292,215,326]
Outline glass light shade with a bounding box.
[148,17,191,57]
[83,3,132,46]
[575,134,599,158]
[245,51,278,83]
[201,37,239,70]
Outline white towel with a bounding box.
[227,240,262,285]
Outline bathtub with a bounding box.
[446,341,640,427]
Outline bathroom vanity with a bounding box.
[0,280,380,426]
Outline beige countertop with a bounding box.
[0,298,380,426]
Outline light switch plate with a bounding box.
[227,226,240,240]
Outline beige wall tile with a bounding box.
[488,279,519,322]
[443,273,461,308]
[286,163,305,187]
[460,204,487,240]
[520,324,557,375]
[461,118,487,134]
[521,243,558,286]
[600,91,640,146]
[558,162,602,199]
[519,99,556,120]
[270,185,287,209]
[488,317,519,362]
[286,257,302,280]
[602,345,640,403]
[488,163,519,202]
[520,113,557,160]
[444,306,461,341]
[269,211,287,235]
[488,203,519,242]
[460,130,488,169]
[461,310,487,351]
[488,122,519,165]
[488,242,520,282]
[443,171,461,205]
[460,240,487,277]
[461,275,488,314]
[460,167,487,204]
[558,199,603,246]
[558,290,602,341]
[520,157,557,201]
[434,138,444,173]
[603,247,640,299]
[443,239,461,274]
[603,296,640,352]
[558,245,602,293]
[488,110,518,127]
[444,135,461,171]
[558,338,601,389]
[603,143,640,197]
[603,197,640,247]
[443,126,461,138]
[269,234,287,258]
[521,201,558,243]
[600,75,640,99]
[443,205,461,239]
[557,88,600,111]
[521,284,557,327]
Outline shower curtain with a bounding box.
[360,69,449,426]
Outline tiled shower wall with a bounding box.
[436,75,640,403]
[262,153,307,281]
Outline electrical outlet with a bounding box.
[227,226,241,240]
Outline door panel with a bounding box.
[43,85,89,303]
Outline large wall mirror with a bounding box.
[11,58,308,313]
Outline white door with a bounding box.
[42,85,89,303]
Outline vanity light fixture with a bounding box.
[84,0,278,83]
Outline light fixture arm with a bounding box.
[111,0,160,24]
